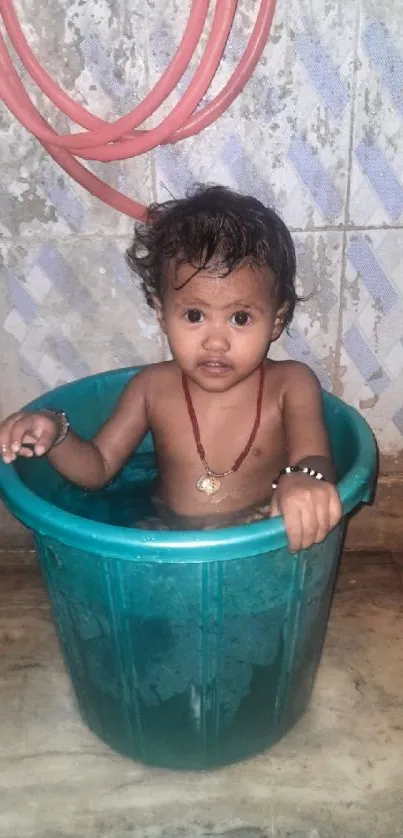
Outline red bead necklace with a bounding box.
[182,364,265,495]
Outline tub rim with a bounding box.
[0,367,377,562]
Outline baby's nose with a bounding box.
[202,326,230,351]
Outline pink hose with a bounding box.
[0,1,276,219]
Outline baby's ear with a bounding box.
[272,303,289,340]
[152,295,166,332]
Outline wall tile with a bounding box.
[271,231,343,391]
[0,236,167,416]
[151,0,357,230]
[348,2,403,226]
[339,229,403,452]
[0,0,155,240]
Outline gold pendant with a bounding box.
[196,474,221,495]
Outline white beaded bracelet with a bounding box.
[271,464,325,490]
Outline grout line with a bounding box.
[332,0,362,397]
[143,16,158,208]
[291,224,403,233]
[2,225,403,247]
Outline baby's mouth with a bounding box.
[198,359,233,374]
[201,358,231,365]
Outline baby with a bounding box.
[0,185,341,550]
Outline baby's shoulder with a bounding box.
[132,361,180,394]
[267,359,321,394]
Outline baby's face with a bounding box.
[155,262,285,391]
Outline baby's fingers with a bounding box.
[0,413,26,462]
[298,505,323,551]
[282,504,304,552]
[313,503,330,545]
[282,499,323,551]
[270,495,306,551]
[329,490,343,530]
[0,414,56,461]
[23,423,57,457]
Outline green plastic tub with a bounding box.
[0,366,377,769]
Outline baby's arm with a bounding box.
[270,363,342,551]
[0,370,150,489]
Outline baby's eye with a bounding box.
[185,308,204,323]
[231,311,251,326]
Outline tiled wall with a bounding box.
[1,0,403,459]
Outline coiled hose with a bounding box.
[0,1,276,218]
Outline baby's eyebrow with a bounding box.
[224,300,253,308]
[172,297,210,308]
[223,300,267,313]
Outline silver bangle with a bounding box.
[40,409,70,449]
[272,464,325,490]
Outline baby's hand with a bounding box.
[0,411,60,463]
[270,473,342,552]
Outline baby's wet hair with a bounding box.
[126,184,298,328]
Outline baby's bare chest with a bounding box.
[149,390,285,473]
